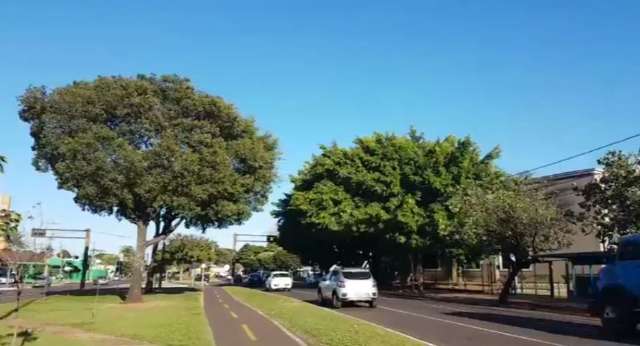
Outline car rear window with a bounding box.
[342,271,371,280]
[273,273,291,278]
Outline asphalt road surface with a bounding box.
[204,286,301,346]
[0,280,129,304]
[278,288,640,346]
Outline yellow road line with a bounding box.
[229,311,239,319]
[241,324,257,341]
[223,303,230,309]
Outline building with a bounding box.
[419,169,603,298]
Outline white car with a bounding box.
[265,271,293,291]
[318,267,377,308]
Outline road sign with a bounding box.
[31,228,47,238]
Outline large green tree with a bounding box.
[235,243,301,272]
[576,151,640,244]
[452,180,573,303]
[157,234,216,277]
[19,75,278,302]
[274,130,502,284]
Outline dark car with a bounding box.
[245,272,266,287]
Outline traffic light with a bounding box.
[266,235,278,244]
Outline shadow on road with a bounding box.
[445,310,640,345]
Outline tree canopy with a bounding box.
[451,180,573,302]
[158,234,216,267]
[235,244,301,272]
[19,74,278,302]
[274,130,503,281]
[576,151,640,244]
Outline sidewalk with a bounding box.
[203,286,302,346]
[382,288,590,316]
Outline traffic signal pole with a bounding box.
[79,230,91,289]
[230,233,276,283]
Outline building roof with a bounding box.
[0,250,47,264]
[533,168,601,183]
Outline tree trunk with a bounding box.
[498,264,522,304]
[144,241,159,294]
[416,252,424,292]
[126,220,147,303]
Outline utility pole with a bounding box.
[79,229,91,289]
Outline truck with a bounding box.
[592,234,640,336]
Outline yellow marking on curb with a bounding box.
[223,303,230,309]
[242,324,257,341]
[230,311,238,319]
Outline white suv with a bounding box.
[318,267,377,308]
[265,271,293,291]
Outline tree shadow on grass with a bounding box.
[46,286,200,302]
[0,300,38,321]
[445,310,640,345]
[0,329,38,346]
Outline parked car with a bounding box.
[591,234,640,336]
[93,277,110,285]
[318,266,377,308]
[31,275,52,288]
[304,272,324,288]
[245,272,266,287]
[265,271,293,291]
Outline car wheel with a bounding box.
[601,302,635,337]
[332,292,342,309]
[369,299,377,308]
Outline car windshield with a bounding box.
[342,271,371,280]
[273,273,290,278]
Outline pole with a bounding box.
[79,229,91,289]
[548,262,555,298]
[231,233,237,283]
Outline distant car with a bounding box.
[94,278,110,285]
[195,273,210,283]
[318,266,378,308]
[245,273,265,287]
[304,272,324,288]
[31,275,52,288]
[265,271,293,291]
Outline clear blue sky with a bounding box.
[1,1,639,254]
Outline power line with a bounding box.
[516,132,640,176]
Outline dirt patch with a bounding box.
[3,319,158,346]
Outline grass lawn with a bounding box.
[225,287,422,346]
[0,324,91,346]
[0,291,213,346]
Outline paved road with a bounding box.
[203,286,301,346]
[278,288,640,346]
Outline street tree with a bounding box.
[213,246,234,266]
[56,249,72,258]
[274,130,502,285]
[575,151,640,245]
[0,154,6,173]
[158,234,216,280]
[118,246,136,277]
[95,253,119,266]
[19,74,278,302]
[235,243,300,272]
[451,180,573,304]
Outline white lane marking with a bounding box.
[378,306,566,346]
[380,295,596,324]
[379,296,597,324]
[289,289,567,346]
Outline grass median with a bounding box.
[0,291,214,346]
[225,287,422,346]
